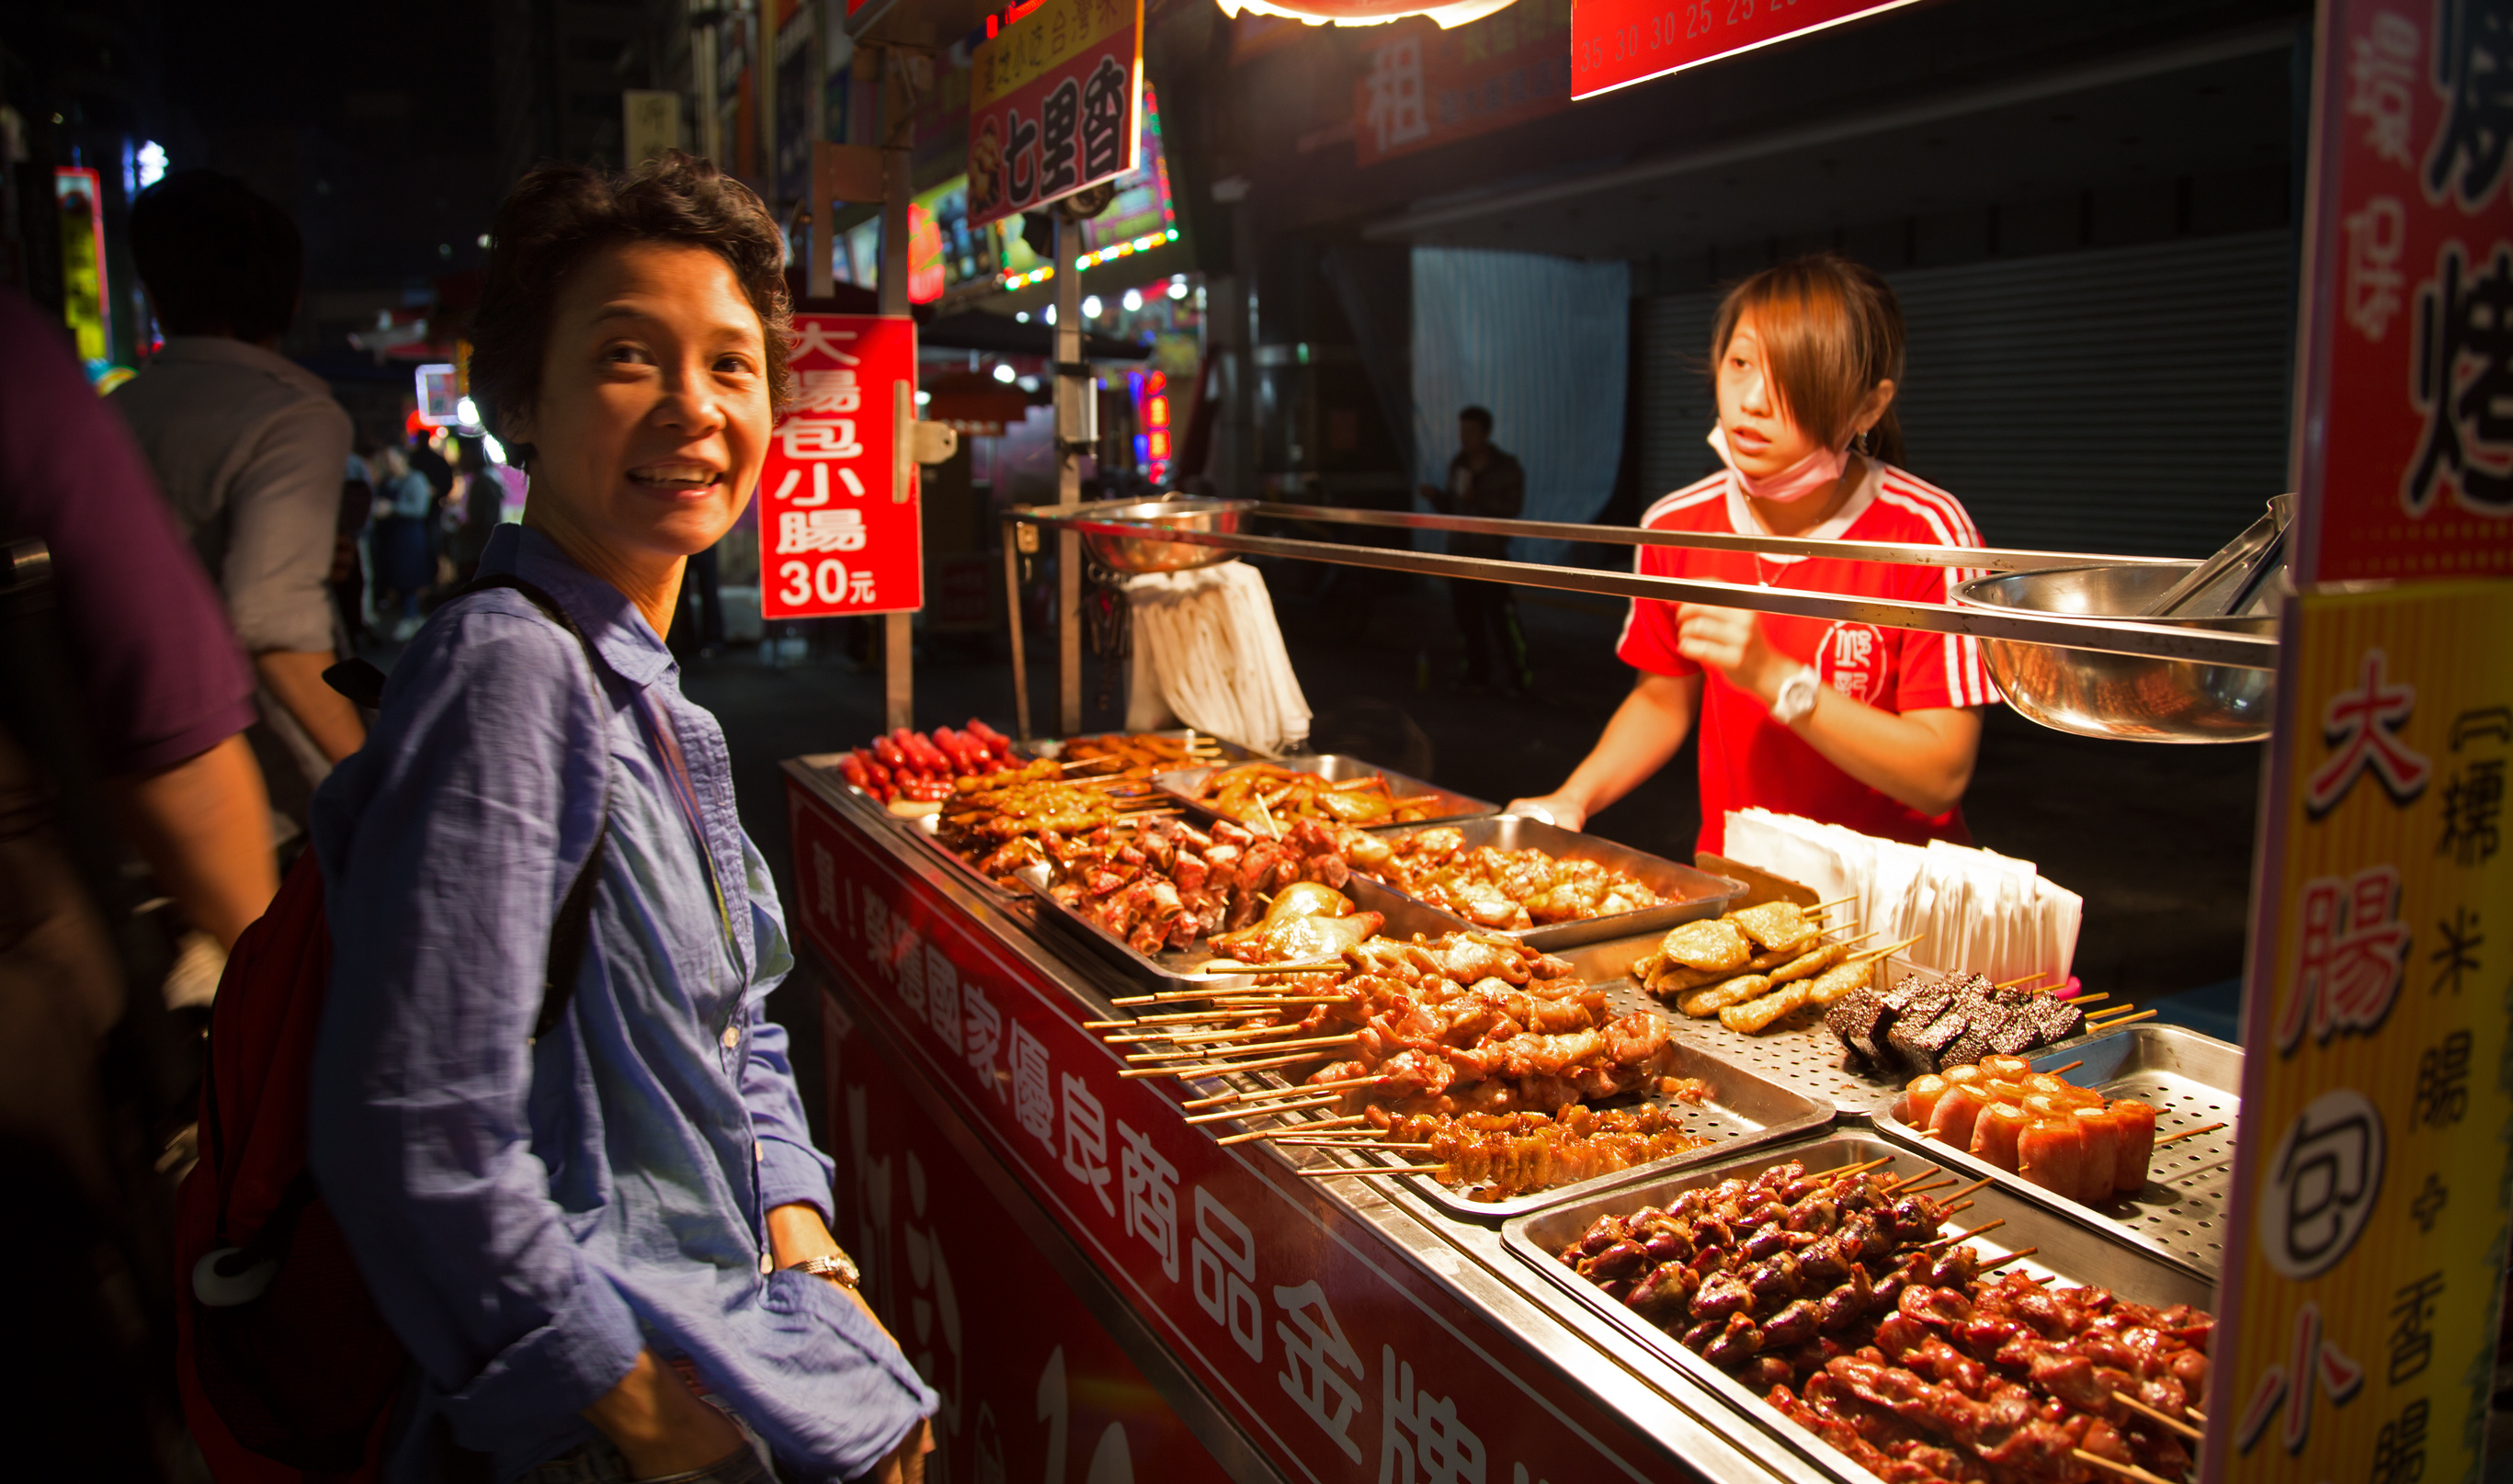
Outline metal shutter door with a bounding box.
[1632,231,2292,557]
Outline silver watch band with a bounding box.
[1771,664,1822,726]
[793,1251,861,1288]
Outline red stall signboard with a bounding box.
[759,313,922,618]
[1570,0,1921,100]
[2289,0,2513,582]
[967,0,1143,231]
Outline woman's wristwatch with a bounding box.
[1770,664,1822,726]
[790,1251,862,1289]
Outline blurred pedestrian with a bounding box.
[114,170,365,805]
[310,152,936,1483]
[1,282,279,1481]
[1417,404,1531,693]
[370,441,435,638]
[444,436,505,585]
[333,447,377,646]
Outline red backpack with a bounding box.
[176,577,607,1480]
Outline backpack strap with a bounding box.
[457,574,613,1039]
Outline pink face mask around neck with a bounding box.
[1707,425,1850,504]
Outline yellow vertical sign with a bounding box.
[2210,580,2513,1483]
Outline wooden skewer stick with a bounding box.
[1126,1033,1359,1064]
[2045,1061,2086,1076]
[1276,1139,1437,1150]
[1894,1177,1956,1197]
[1181,1075,1378,1111]
[1120,1022,1328,1051]
[2184,1406,2208,1425]
[2087,1009,2159,1031]
[1940,1176,1995,1202]
[1816,1156,1895,1184]
[1995,972,2049,991]
[1183,1094,1341,1127]
[1086,1006,1281,1030]
[1214,1115,1366,1147]
[2110,1390,2204,1443]
[1937,1199,1976,1218]
[1106,967,1348,1003]
[2068,993,2112,1008]
[1117,1048,1338,1080]
[1891,1168,1950,1192]
[1920,1218,2005,1249]
[1808,896,1858,912]
[1099,1014,1291,1042]
[2068,1447,2178,1484]
[2155,1122,2228,1146]
[1296,1163,1445,1178]
[1976,1247,2039,1274]
[1847,934,1926,966]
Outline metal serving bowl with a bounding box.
[1952,562,2277,743]
[1071,498,1257,574]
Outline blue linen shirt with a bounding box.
[309,524,936,1481]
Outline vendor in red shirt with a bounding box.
[1511,254,1994,853]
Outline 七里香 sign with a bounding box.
[968,0,1143,231]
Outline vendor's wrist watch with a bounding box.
[1770,664,1822,726]
[791,1251,862,1289]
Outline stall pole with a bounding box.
[875,51,913,732]
[1052,210,1085,736]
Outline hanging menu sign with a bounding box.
[2289,0,2513,582]
[757,313,923,618]
[1569,0,1921,100]
[967,0,1143,231]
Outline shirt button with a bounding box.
[721,1025,741,1049]
[758,1252,773,1275]
[755,1140,765,1162]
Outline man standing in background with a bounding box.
[112,170,364,828]
[1418,404,1533,694]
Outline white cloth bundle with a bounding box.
[1723,808,2082,987]
[1122,560,1312,755]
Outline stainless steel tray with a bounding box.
[1151,753,1496,830]
[1200,935,1831,1222]
[1499,1131,2217,1484]
[1024,869,1459,993]
[1361,815,1745,951]
[1869,1023,2242,1279]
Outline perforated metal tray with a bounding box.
[1360,816,1747,951]
[1499,1132,2218,1484]
[1203,935,1835,1222]
[1024,728,1268,765]
[1869,1024,2242,1279]
[1152,754,1495,830]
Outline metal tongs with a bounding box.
[2140,494,2293,619]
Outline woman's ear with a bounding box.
[1856,378,1897,434]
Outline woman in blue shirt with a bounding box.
[309,153,935,1483]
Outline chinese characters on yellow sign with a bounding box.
[2210,579,2513,1484]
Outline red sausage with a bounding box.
[1927,1083,1989,1150]
[2017,1115,2086,1203]
[2110,1100,2159,1193]
[1969,1101,2030,1174]
[1905,1074,1950,1127]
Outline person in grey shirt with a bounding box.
[112,170,364,800]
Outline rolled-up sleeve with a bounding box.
[307,609,642,1457]
[222,396,353,654]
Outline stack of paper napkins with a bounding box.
[1723,809,2082,989]
[1123,561,1313,756]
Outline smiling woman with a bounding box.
[305,153,938,1484]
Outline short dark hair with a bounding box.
[1459,405,1494,430]
[130,171,301,343]
[469,152,792,464]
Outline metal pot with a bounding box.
[1951,562,2277,743]
[1071,498,1258,574]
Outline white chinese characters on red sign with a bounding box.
[759,314,921,618]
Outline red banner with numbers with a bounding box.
[1570,0,1922,100]
[758,313,922,618]
[2289,0,2513,582]
[784,778,1690,1484]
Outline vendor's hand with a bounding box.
[865,1420,937,1484]
[767,1203,899,1346]
[1676,604,1794,705]
[584,1350,745,1481]
[1506,794,1587,832]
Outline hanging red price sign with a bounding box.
[758,313,923,618]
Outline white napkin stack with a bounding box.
[1723,808,2082,988]
[1123,561,1313,756]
